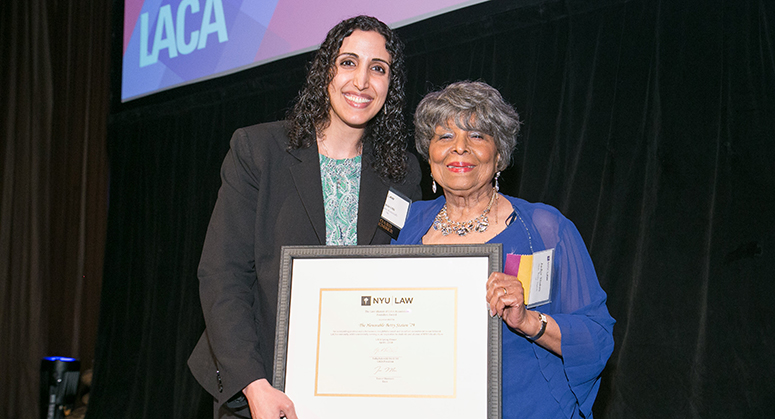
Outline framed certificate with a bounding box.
[273,244,502,419]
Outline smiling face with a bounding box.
[428,120,500,197]
[326,29,391,135]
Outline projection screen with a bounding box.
[121,0,487,101]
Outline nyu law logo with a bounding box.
[360,295,413,306]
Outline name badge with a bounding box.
[378,188,412,240]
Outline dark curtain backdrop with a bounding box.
[1,0,110,418]
[85,1,774,418]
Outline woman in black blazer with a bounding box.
[188,16,422,419]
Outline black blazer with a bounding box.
[188,121,422,414]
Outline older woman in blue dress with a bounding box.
[396,81,615,418]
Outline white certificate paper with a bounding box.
[274,244,502,419]
[315,287,457,397]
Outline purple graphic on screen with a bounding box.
[122,0,485,101]
[122,0,279,100]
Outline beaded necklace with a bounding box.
[433,188,498,236]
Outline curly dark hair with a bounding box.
[286,15,409,182]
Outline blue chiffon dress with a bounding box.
[395,194,615,419]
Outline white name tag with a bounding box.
[504,248,554,308]
[378,188,412,239]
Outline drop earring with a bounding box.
[494,171,501,192]
[432,179,437,194]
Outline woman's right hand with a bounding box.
[243,378,298,419]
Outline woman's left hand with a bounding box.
[486,272,562,355]
[486,272,531,332]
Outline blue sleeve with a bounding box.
[529,206,615,417]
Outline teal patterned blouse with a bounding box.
[319,153,361,245]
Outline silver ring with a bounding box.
[502,287,508,295]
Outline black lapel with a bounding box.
[358,154,389,244]
[288,144,326,244]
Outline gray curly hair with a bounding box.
[413,81,521,171]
